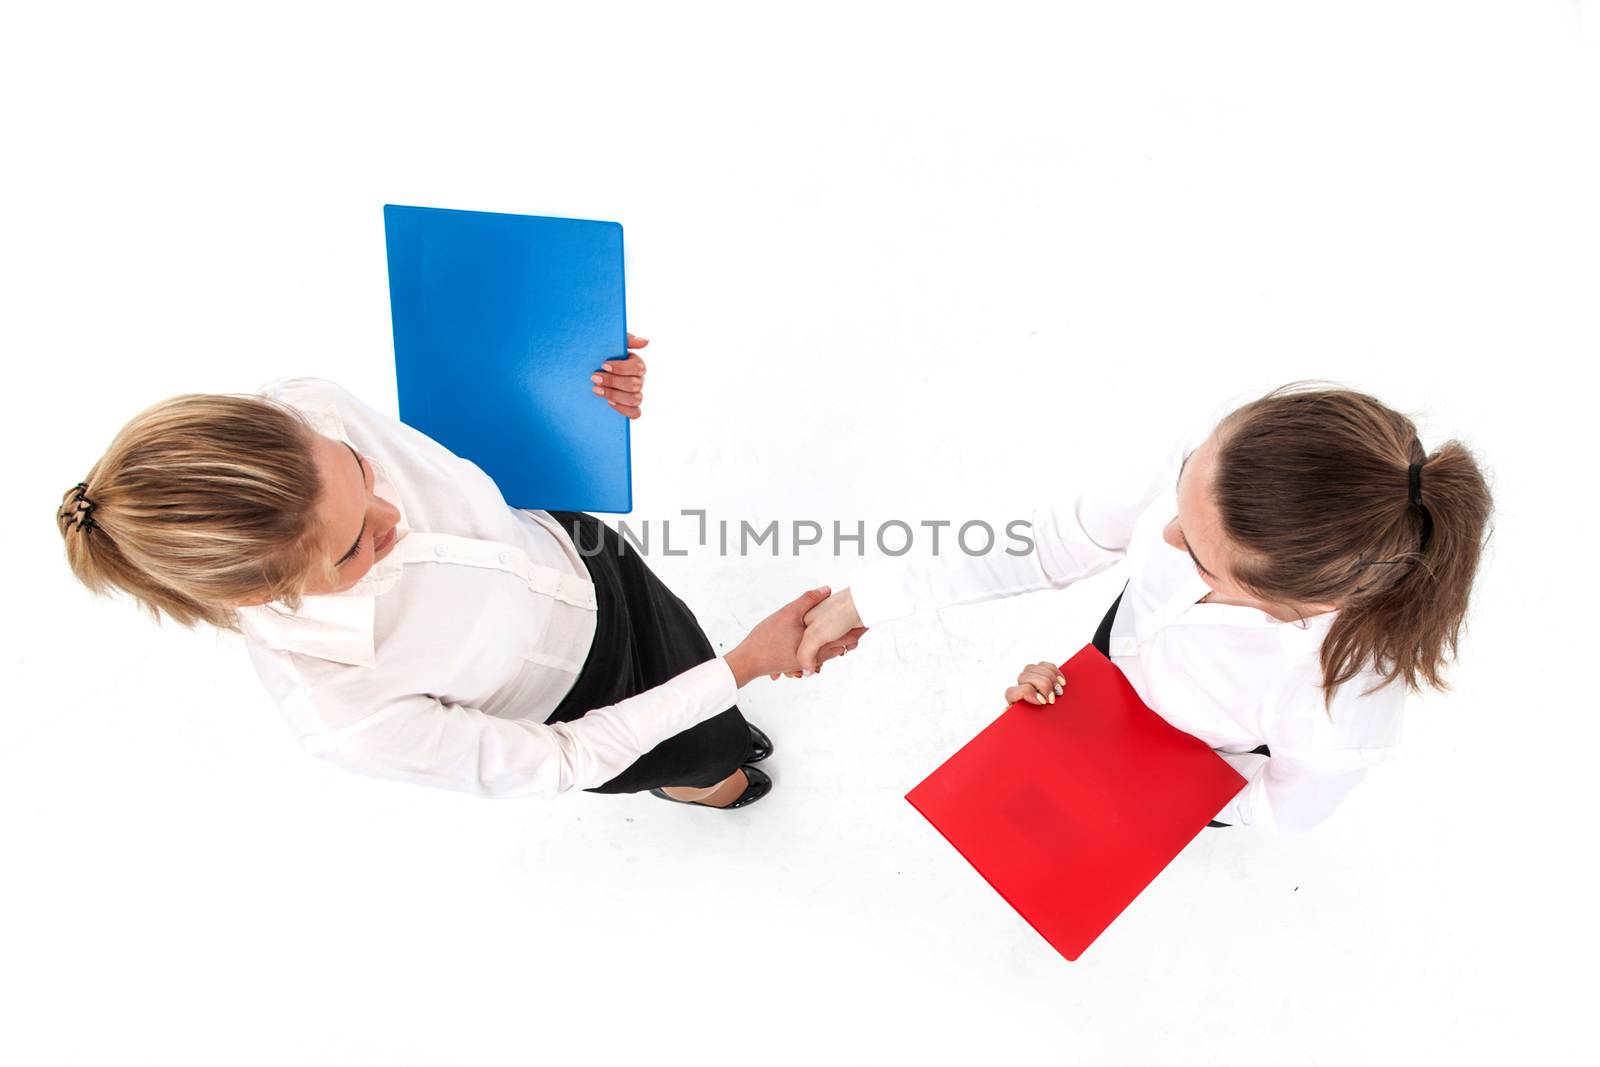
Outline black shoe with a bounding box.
[649,765,772,810]
[746,722,773,764]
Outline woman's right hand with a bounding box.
[724,586,866,688]
[796,587,865,672]
[1005,661,1066,707]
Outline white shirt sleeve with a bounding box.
[285,657,739,799]
[849,430,1190,628]
[1212,749,1376,834]
[1212,678,1406,832]
[1216,751,1382,831]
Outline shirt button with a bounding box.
[434,545,448,557]
[498,551,510,563]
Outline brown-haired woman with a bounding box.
[796,383,1493,832]
[57,341,864,808]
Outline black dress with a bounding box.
[541,510,752,793]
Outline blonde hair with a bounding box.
[57,394,330,630]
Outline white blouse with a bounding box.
[847,404,1408,833]
[235,378,738,799]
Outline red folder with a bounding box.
[905,644,1247,961]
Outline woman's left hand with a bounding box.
[1005,661,1066,708]
[591,334,649,419]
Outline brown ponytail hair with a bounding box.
[57,394,326,630]
[1212,382,1494,712]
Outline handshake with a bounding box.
[723,586,1070,710]
[722,587,869,689]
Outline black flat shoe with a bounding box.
[649,765,772,810]
[746,722,773,764]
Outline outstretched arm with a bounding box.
[303,586,865,799]
[794,426,1200,671]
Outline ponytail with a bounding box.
[1212,383,1495,712]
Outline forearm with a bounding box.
[723,647,761,689]
[849,500,1127,627]
[1211,754,1372,834]
[313,658,741,799]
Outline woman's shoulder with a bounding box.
[256,376,364,411]
[257,377,411,448]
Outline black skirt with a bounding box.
[542,510,751,794]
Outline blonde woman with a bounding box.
[58,339,864,808]
[797,384,1494,832]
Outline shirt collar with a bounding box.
[1178,566,1341,657]
[1278,608,1338,656]
[235,401,410,668]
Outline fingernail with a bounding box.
[592,386,604,395]
[1054,683,1063,695]
[591,374,603,383]
[1048,693,1055,704]
[1057,675,1065,687]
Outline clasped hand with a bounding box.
[787,589,1068,712]
[725,587,868,687]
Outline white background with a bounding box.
[3,2,1596,1064]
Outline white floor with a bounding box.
[4,4,1596,1064]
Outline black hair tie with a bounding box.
[60,482,102,534]
[1408,462,1433,554]
[1352,459,1435,590]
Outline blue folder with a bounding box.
[383,204,632,513]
